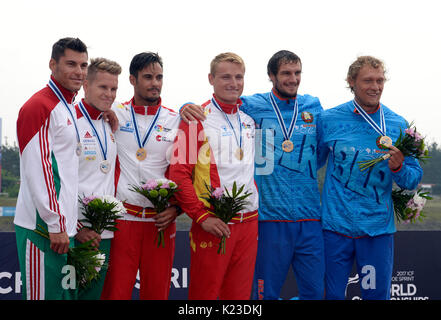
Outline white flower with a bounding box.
[100,195,126,216]
[94,253,106,273]
[412,193,427,210]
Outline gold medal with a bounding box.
[136,148,147,161]
[235,148,244,160]
[282,140,294,153]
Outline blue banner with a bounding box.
[1,231,441,300]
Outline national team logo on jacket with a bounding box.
[221,125,232,137]
[301,111,314,123]
[120,121,134,132]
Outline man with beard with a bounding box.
[180,50,327,300]
[101,52,181,300]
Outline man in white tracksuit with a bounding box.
[74,57,122,299]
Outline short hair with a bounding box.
[51,37,88,62]
[267,50,301,76]
[129,52,163,78]
[346,56,387,92]
[87,57,122,81]
[210,52,245,75]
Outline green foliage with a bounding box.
[1,145,20,197]
[79,197,122,234]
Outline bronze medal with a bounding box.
[377,135,393,149]
[136,148,147,161]
[282,140,294,153]
[235,148,244,160]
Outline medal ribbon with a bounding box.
[352,100,386,136]
[48,79,80,143]
[269,92,298,142]
[130,102,162,150]
[211,98,242,150]
[78,101,108,161]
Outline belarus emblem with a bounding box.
[301,111,314,123]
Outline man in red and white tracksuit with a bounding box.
[14,38,88,300]
[101,52,181,300]
[169,52,258,300]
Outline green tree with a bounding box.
[420,142,441,194]
[1,144,20,197]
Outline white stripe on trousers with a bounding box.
[25,239,45,300]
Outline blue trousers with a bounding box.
[324,230,394,300]
[253,221,325,300]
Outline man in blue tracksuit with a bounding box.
[181,50,328,300]
[317,56,423,300]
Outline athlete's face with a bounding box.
[83,71,119,112]
[49,49,88,92]
[270,61,302,99]
[209,61,245,105]
[130,62,163,106]
[349,65,385,111]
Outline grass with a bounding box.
[2,197,441,232]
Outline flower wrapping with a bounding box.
[129,178,179,247]
[200,181,252,254]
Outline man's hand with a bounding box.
[154,206,178,232]
[388,145,404,171]
[102,109,119,133]
[200,216,231,239]
[74,228,101,249]
[180,104,206,123]
[49,232,70,254]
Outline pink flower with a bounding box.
[413,131,423,142]
[83,195,98,205]
[405,127,415,137]
[212,187,224,199]
[142,179,158,191]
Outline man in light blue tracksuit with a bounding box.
[317,56,423,300]
[181,50,328,300]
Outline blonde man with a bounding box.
[318,56,423,299]
[74,57,122,299]
[169,52,259,299]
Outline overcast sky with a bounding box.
[1,0,440,146]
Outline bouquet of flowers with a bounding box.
[201,181,252,254]
[359,122,430,171]
[78,195,126,234]
[129,179,179,247]
[34,224,106,289]
[392,188,432,224]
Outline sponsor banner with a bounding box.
[0,207,16,216]
[279,231,441,300]
[1,231,441,300]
